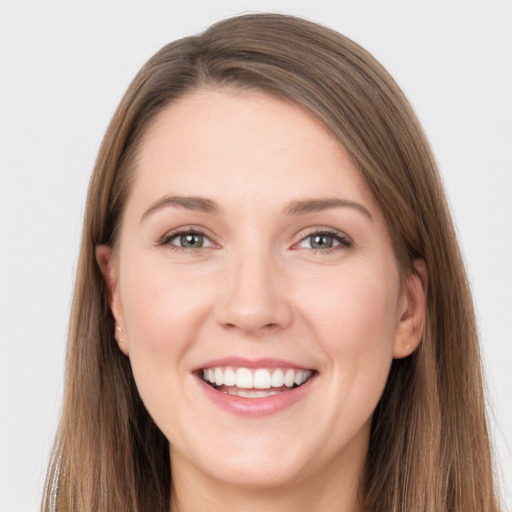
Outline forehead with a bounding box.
[128,88,379,217]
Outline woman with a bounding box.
[42,13,501,512]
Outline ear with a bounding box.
[392,259,428,359]
[96,245,129,355]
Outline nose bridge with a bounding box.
[215,240,292,333]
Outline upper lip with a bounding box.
[191,357,314,372]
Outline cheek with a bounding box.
[117,257,216,404]
[307,272,398,443]
[299,264,400,386]
[121,256,214,348]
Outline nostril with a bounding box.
[222,321,280,332]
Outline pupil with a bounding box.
[311,235,333,249]
[181,234,203,248]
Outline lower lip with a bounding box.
[196,374,316,417]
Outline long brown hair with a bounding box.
[42,13,501,512]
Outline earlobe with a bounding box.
[114,325,129,356]
[393,259,428,359]
[95,245,129,355]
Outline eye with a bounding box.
[296,231,352,251]
[159,230,215,250]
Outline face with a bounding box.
[98,89,425,494]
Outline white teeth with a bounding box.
[295,370,309,385]
[236,368,253,389]
[228,388,282,398]
[253,369,271,389]
[284,369,295,387]
[271,368,284,387]
[201,366,313,390]
[224,367,236,386]
[214,367,224,386]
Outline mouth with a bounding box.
[199,366,314,398]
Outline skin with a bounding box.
[97,89,426,512]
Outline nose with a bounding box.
[214,250,293,335]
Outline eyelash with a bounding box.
[158,227,215,251]
[295,229,352,253]
[157,228,352,253]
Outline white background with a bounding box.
[0,1,510,511]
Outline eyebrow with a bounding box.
[284,198,373,221]
[141,194,373,222]
[142,195,220,220]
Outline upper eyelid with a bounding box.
[157,225,351,246]
[295,226,351,242]
[289,229,352,254]
[158,226,218,245]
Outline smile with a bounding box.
[201,367,313,398]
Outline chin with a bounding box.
[172,433,314,491]
[204,457,308,490]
